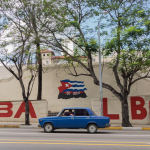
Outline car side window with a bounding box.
[75,109,89,116]
[60,109,74,116]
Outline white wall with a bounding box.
[0,63,150,124]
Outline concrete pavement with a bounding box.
[0,122,150,130]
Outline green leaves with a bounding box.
[137,10,146,18]
[69,21,79,28]
[94,0,150,79]
[124,27,144,38]
[76,38,99,55]
[104,38,118,55]
[85,39,99,53]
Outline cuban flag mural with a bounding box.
[58,79,87,99]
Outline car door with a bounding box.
[58,109,75,128]
[74,109,90,128]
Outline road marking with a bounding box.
[0,131,149,137]
[0,131,150,137]
[0,141,149,146]
[0,139,148,144]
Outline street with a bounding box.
[0,128,149,150]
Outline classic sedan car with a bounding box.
[38,107,110,133]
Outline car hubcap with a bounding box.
[45,124,52,132]
[89,125,96,132]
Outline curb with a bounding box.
[0,125,20,128]
[99,127,122,130]
[0,125,38,128]
[0,125,150,130]
[20,125,39,128]
[142,127,150,130]
[98,127,150,130]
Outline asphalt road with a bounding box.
[0,128,150,150]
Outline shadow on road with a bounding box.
[39,130,112,134]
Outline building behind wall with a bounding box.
[41,49,55,65]
[61,38,84,56]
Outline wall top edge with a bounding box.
[0,99,47,103]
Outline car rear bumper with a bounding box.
[105,124,111,127]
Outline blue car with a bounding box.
[38,107,110,133]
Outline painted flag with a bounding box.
[58,79,87,99]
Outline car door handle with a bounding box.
[71,117,74,120]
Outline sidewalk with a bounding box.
[0,122,150,130]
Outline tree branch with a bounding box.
[131,71,150,86]
[102,82,122,100]
[112,54,123,91]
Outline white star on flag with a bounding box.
[65,83,69,87]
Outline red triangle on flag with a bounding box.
[58,82,72,93]
[61,82,72,88]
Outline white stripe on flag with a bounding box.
[68,82,85,86]
[68,87,87,90]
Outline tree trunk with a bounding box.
[36,42,42,100]
[25,98,30,125]
[121,97,132,127]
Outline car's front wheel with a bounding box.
[44,123,54,133]
[87,124,97,133]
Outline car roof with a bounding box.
[63,107,91,110]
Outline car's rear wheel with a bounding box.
[44,123,54,133]
[87,124,97,133]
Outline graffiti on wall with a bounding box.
[58,79,87,99]
[0,101,37,118]
[103,97,149,120]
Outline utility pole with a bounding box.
[98,11,108,116]
[98,21,103,116]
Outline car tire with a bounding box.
[44,123,54,133]
[87,124,97,133]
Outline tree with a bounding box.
[39,0,150,126]
[28,2,43,100]
[0,21,37,125]
[91,0,150,126]
[0,0,44,100]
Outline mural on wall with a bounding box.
[58,79,87,99]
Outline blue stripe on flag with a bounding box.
[72,85,85,87]
[61,79,84,84]
[62,88,87,92]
